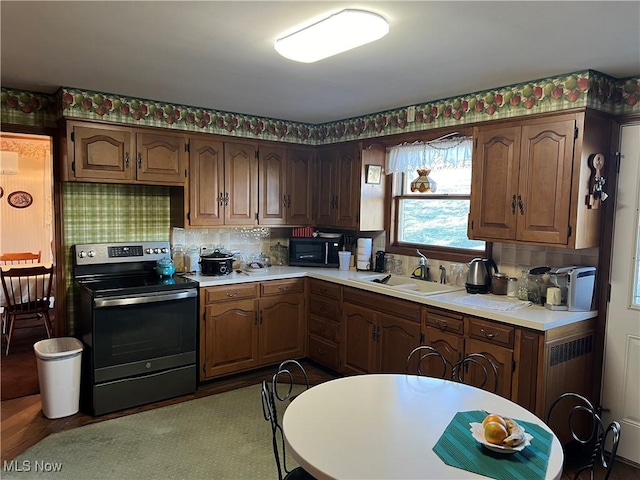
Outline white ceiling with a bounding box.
[2,1,639,124]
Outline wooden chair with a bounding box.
[1,265,53,355]
[406,345,451,379]
[547,392,621,480]
[261,359,315,480]
[451,353,499,393]
[0,251,41,265]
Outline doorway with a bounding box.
[601,123,640,465]
[0,131,55,400]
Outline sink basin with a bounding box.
[351,274,464,296]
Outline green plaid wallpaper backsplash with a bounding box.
[63,182,171,333]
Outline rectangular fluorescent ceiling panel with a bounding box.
[275,9,389,63]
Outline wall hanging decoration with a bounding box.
[7,190,32,208]
[587,153,607,209]
[365,165,382,184]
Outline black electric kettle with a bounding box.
[465,258,498,294]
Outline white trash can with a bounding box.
[34,337,83,419]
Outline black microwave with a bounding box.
[289,237,342,268]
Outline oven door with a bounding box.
[91,289,197,383]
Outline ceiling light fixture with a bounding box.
[275,9,389,63]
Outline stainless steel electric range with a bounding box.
[73,241,198,416]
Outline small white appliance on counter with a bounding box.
[548,266,596,311]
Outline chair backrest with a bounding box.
[406,345,451,379]
[261,360,310,480]
[451,353,499,393]
[1,265,53,312]
[547,392,621,480]
[1,251,41,265]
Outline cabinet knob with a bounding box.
[480,328,498,339]
[436,320,449,331]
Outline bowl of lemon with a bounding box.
[470,413,533,454]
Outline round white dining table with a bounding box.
[283,374,563,480]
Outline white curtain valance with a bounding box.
[386,136,473,175]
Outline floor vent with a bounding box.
[549,335,593,367]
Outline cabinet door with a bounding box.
[517,119,575,244]
[225,142,258,225]
[469,126,520,240]
[201,299,258,379]
[259,293,306,365]
[425,327,464,378]
[258,145,286,225]
[378,314,421,374]
[335,144,360,228]
[341,302,377,375]
[136,132,186,184]
[71,124,134,182]
[463,338,513,399]
[316,147,337,225]
[189,138,225,226]
[286,148,314,225]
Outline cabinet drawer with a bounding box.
[261,278,305,296]
[425,308,464,335]
[308,336,339,371]
[343,287,422,323]
[309,315,339,342]
[203,283,258,303]
[467,317,514,348]
[309,279,341,299]
[309,295,340,321]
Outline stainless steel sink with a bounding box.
[351,274,464,296]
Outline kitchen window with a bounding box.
[386,134,486,262]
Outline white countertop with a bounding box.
[186,266,596,332]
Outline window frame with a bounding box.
[378,128,490,263]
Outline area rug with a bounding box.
[3,384,304,479]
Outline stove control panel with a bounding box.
[74,242,172,265]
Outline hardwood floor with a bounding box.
[2,358,639,479]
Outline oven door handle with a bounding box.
[93,289,197,308]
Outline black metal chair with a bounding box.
[1,265,53,355]
[451,353,499,393]
[406,345,450,379]
[547,392,621,480]
[261,360,315,480]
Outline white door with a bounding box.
[601,123,640,464]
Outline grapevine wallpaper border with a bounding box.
[1,69,638,145]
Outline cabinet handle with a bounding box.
[278,286,289,292]
[517,195,524,215]
[480,328,498,339]
[225,192,229,206]
[511,194,517,215]
[226,292,238,297]
[287,194,291,207]
[283,195,288,207]
[218,192,225,206]
[125,152,130,168]
[317,348,325,355]
[436,320,449,331]
[137,152,142,168]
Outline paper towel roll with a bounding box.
[357,238,372,254]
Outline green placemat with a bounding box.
[433,410,553,480]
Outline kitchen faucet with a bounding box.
[411,249,429,281]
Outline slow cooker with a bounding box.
[199,249,234,276]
